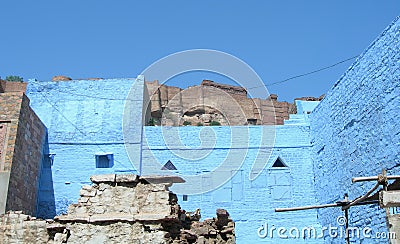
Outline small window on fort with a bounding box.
[161,160,177,170]
[183,195,188,201]
[247,118,257,125]
[95,153,114,168]
[272,157,288,168]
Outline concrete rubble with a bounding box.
[0,174,235,243]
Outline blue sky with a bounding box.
[0,1,399,101]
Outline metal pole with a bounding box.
[343,194,350,244]
[345,208,349,244]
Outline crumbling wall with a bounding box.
[0,174,235,243]
[0,211,49,243]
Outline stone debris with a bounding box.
[0,174,235,243]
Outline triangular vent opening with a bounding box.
[161,160,177,170]
[272,157,288,168]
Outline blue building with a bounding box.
[142,104,321,243]
[25,15,400,243]
[27,77,146,218]
[310,16,400,243]
[27,76,323,243]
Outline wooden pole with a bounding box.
[352,175,400,183]
[275,200,378,212]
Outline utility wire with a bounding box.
[248,55,359,89]
[30,55,358,101]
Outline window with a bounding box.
[183,195,188,201]
[95,153,114,168]
[272,157,288,168]
[247,118,257,125]
[161,160,177,170]
[268,156,291,200]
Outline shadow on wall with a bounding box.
[36,133,56,219]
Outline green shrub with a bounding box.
[5,75,23,82]
[210,121,221,126]
[183,121,191,126]
[148,118,156,126]
[196,122,203,126]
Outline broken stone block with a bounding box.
[221,227,234,234]
[90,174,116,183]
[54,232,68,243]
[216,209,230,229]
[191,222,209,236]
[140,175,185,184]
[79,187,96,197]
[98,183,111,191]
[181,230,197,242]
[78,197,89,203]
[89,213,134,222]
[116,174,139,183]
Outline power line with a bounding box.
[30,55,358,102]
[248,55,359,89]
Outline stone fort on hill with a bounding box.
[145,79,323,126]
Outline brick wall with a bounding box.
[310,16,400,243]
[0,92,23,172]
[0,89,48,216]
[7,94,47,216]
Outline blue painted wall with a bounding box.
[310,16,400,243]
[143,112,322,243]
[26,74,324,242]
[27,77,145,217]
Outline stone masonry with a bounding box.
[0,174,235,243]
[145,79,322,126]
[0,79,48,216]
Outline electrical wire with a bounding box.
[29,55,359,101]
[248,55,359,89]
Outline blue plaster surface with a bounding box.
[310,16,400,243]
[295,100,320,115]
[21,16,400,240]
[26,75,326,242]
[27,78,144,217]
[143,115,322,243]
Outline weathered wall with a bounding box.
[142,109,322,243]
[7,95,48,216]
[0,174,235,244]
[0,211,49,243]
[26,77,146,217]
[0,92,23,172]
[0,85,48,216]
[310,16,400,243]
